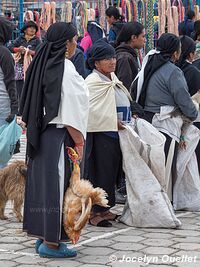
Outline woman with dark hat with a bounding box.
[84,38,132,227]
[132,33,198,201]
[20,22,89,258]
[8,21,41,100]
[176,35,200,172]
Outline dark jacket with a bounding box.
[108,22,125,42]
[0,16,18,114]
[181,62,200,96]
[115,44,139,90]
[178,20,194,37]
[0,46,18,114]
[8,35,41,64]
[71,47,86,79]
[193,58,200,72]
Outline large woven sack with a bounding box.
[173,124,200,211]
[119,119,181,228]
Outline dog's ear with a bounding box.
[20,167,27,177]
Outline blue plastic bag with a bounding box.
[0,117,22,164]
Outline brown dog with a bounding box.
[0,161,27,222]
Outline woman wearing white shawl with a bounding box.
[84,39,132,227]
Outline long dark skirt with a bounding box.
[23,125,74,244]
[16,80,24,100]
[83,133,122,213]
[194,122,200,172]
[144,111,178,192]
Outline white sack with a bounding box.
[173,125,200,211]
[119,119,181,228]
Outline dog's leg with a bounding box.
[0,197,8,220]
[13,198,23,222]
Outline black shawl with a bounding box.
[20,22,77,159]
[131,33,180,107]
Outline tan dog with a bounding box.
[0,161,27,222]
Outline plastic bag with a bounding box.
[0,117,22,164]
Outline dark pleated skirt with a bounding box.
[194,122,200,172]
[83,132,122,213]
[23,125,74,244]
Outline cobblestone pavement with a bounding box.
[1,134,200,267]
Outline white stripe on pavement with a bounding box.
[68,227,133,249]
[0,227,132,258]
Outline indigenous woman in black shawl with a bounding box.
[131,33,197,201]
[177,35,200,172]
[20,22,89,258]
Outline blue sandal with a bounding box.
[38,243,77,258]
[35,239,43,254]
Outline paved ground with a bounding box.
[1,134,200,267]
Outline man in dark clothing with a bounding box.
[0,16,19,168]
[178,10,195,37]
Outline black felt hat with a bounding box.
[21,21,38,33]
[87,38,116,70]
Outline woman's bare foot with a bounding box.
[89,213,112,227]
[101,210,118,221]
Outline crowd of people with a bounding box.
[0,5,200,259]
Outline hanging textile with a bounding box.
[137,0,145,25]
[33,11,41,39]
[172,0,185,23]
[146,0,154,51]
[24,11,34,22]
[50,1,56,24]
[158,0,166,37]
[132,0,138,21]
[126,0,132,22]
[194,5,200,20]
[61,1,73,23]
[166,0,174,34]
[40,2,51,31]
[75,1,87,36]
[98,0,106,29]
[88,8,96,21]
[172,6,179,36]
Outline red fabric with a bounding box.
[13,47,20,53]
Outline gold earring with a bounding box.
[65,50,69,59]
